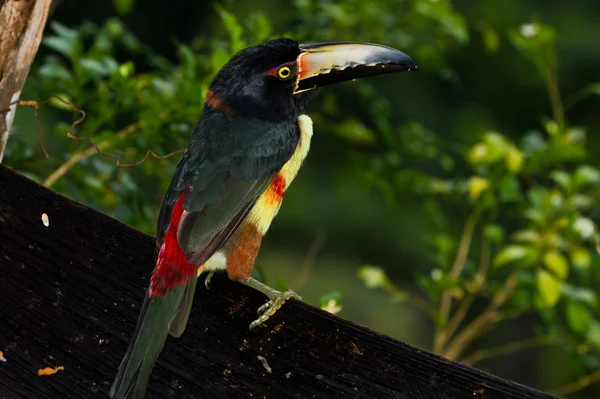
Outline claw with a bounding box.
[249,290,301,330]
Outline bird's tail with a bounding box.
[109,282,190,399]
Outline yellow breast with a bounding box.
[247,114,313,235]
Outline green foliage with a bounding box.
[5,1,600,396]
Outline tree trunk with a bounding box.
[0,0,53,163]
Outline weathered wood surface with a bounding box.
[0,164,558,399]
[0,0,53,162]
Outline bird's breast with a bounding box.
[246,114,313,235]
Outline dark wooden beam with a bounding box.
[0,164,557,399]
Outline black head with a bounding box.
[208,38,417,122]
[209,38,304,122]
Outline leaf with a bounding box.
[49,93,74,111]
[512,230,540,244]
[586,321,600,352]
[505,147,524,174]
[468,176,490,200]
[561,284,598,307]
[542,250,569,280]
[493,245,537,268]
[574,165,600,188]
[38,57,72,81]
[537,270,561,308]
[479,23,499,53]
[570,247,591,269]
[319,292,343,314]
[566,302,592,334]
[214,4,246,52]
[79,58,111,78]
[484,224,504,246]
[113,0,135,15]
[357,265,390,289]
[549,170,571,191]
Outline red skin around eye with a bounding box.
[267,68,278,76]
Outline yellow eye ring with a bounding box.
[277,66,291,79]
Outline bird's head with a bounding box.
[208,38,417,122]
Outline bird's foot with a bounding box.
[240,278,301,330]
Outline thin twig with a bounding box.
[0,95,86,159]
[64,131,185,168]
[434,212,478,353]
[547,369,600,397]
[293,229,327,291]
[43,121,146,187]
[442,269,521,360]
[1,96,186,184]
[544,48,564,126]
[460,335,562,367]
[402,292,434,317]
[440,238,491,349]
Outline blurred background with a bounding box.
[5,0,600,397]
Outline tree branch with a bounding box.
[0,0,53,162]
[434,212,478,352]
[460,335,562,367]
[442,269,521,360]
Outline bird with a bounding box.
[109,38,416,399]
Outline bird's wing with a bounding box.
[158,112,299,266]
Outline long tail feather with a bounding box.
[110,285,186,399]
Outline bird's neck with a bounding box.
[245,114,313,236]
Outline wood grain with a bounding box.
[0,165,558,399]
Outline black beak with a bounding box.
[294,42,417,94]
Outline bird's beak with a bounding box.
[294,42,417,95]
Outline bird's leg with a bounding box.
[239,277,301,330]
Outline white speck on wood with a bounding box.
[41,213,49,227]
[257,355,272,373]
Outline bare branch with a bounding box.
[460,335,562,367]
[434,212,478,353]
[442,269,521,360]
[547,369,600,397]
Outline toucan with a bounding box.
[109,38,416,398]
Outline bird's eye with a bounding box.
[277,66,291,79]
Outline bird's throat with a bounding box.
[246,114,313,235]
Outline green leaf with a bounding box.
[542,250,569,280]
[334,118,376,144]
[574,165,600,188]
[505,147,524,174]
[566,302,592,334]
[79,58,113,78]
[468,176,490,200]
[586,321,600,352]
[537,270,561,308]
[319,292,343,314]
[512,230,540,244]
[357,265,390,289]
[549,170,571,191]
[215,4,246,52]
[570,247,591,269]
[484,224,504,246]
[561,284,598,307]
[49,94,74,111]
[479,24,499,53]
[493,245,537,268]
[113,0,135,15]
[38,57,72,81]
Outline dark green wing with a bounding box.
[158,111,299,264]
